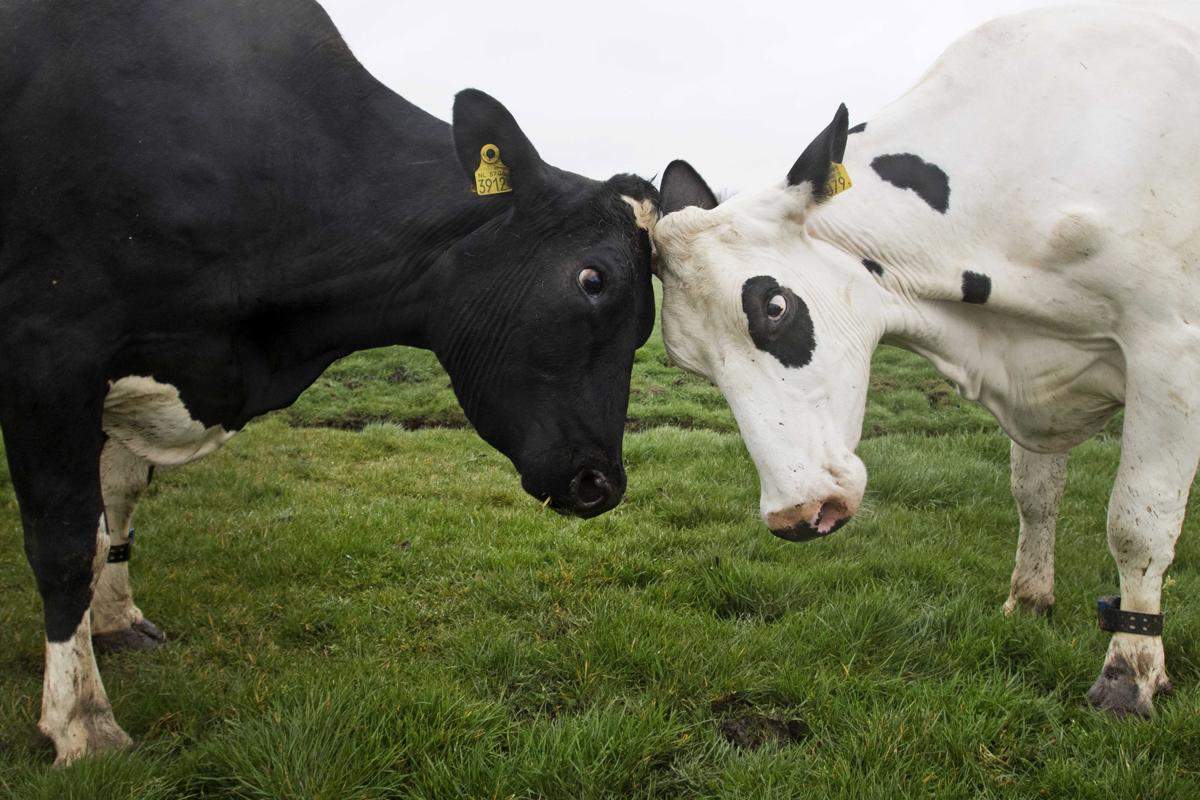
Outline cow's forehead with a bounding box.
[656,184,797,257]
[659,199,806,290]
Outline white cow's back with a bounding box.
[802,1,1200,450]
[825,2,1200,270]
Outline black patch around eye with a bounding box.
[741,276,815,369]
[862,258,884,277]
[962,271,991,304]
[848,122,868,135]
[870,153,950,213]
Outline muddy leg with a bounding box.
[2,370,132,763]
[1003,443,1068,617]
[91,440,164,653]
[1086,366,1196,716]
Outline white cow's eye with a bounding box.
[578,267,604,296]
[766,293,788,321]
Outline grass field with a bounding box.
[0,302,1197,798]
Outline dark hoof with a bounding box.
[1085,656,1153,718]
[93,618,166,654]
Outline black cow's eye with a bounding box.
[578,267,604,296]
[766,293,788,321]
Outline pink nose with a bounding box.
[766,498,854,542]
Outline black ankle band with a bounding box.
[107,528,134,564]
[1097,595,1162,636]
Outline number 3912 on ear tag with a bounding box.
[474,143,512,196]
[825,162,852,197]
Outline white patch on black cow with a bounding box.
[39,515,131,765]
[41,622,131,765]
[621,195,659,233]
[103,376,235,467]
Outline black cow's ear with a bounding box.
[452,89,548,199]
[660,160,718,214]
[787,104,849,199]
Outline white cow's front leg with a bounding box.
[1086,365,1198,716]
[91,440,164,653]
[1003,443,1068,617]
[39,514,131,765]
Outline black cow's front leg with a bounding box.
[1,378,131,764]
[91,440,165,653]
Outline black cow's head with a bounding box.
[425,90,658,518]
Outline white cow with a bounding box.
[653,1,1200,716]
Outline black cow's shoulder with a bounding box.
[0,0,466,424]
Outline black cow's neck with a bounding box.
[231,89,506,424]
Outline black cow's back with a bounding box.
[0,0,487,426]
[0,0,456,302]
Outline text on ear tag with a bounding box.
[825,162,852,197]
[474,143,512,196]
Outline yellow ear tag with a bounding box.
[825,162,852,197]
[474,143,512,196]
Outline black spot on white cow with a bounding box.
[741,276,816,369]
[962,271,992,304]
[862,258,884,277]
[870,153,951,213]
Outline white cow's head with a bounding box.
[654,106,886,541]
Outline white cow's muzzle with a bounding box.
[758,453,867,542]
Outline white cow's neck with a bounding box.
[805,195,979,364]
[804,169,1128,453]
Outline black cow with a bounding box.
[0,0,659,763]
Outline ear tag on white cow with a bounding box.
[474,143,512,196]
[825,162,853,197]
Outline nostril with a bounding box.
[572,469,610,508]
[815,500,852,534]
[766,497,855,541]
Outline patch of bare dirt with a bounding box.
[711,692,810,750]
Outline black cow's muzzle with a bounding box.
[545,464,626,518]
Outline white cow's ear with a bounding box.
[452,89,550,201]
[660,160,719,214]
[786,104,849,204]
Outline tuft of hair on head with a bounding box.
[608,173,662,233]
[650,205,725,269]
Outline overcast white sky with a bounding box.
[321,0,1049,192]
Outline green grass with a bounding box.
[0,305,1195,798]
